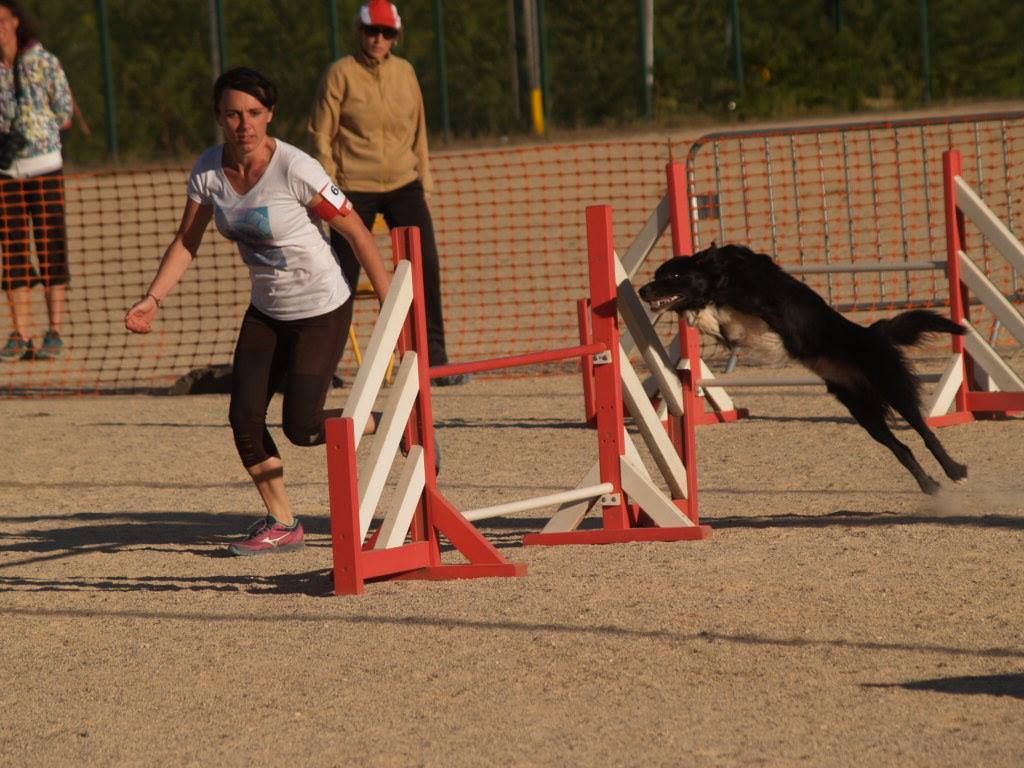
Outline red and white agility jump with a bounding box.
[325,207,709,596]
[924,149,1024,423]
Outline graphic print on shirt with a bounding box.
[215,205,288,269]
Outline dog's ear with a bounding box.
[689,243,713,260]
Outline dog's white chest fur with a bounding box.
[686,305,786,363]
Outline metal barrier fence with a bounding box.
[1,111,1022,396]
[674,111,1024,318]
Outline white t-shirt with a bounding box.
[187,139,353,321]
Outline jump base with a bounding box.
[390,563,529,582]
[696,407,749,425]
[524,525,712,546]
[927,412,976,428]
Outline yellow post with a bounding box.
[530,88,545,136]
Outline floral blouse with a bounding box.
[0,42,72,159]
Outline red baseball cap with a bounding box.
[360,0,401,30]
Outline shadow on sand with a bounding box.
[864,672,1024,700]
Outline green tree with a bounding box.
[16,0,1024,165]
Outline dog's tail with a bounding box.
[871,309,965,347]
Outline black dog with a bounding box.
[638,243,968,494]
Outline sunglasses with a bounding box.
[362,25,398,40]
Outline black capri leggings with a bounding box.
[228,303,347,468]
[0,170,70,291]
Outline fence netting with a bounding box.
[2,111,1022,396]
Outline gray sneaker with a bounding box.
[0,332,30,361]
[36,329,64,360]
[434,373,472,387]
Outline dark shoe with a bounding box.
[400,432,442,475]
[0,332,30,361]
[434,373,472,387]
[373,411,442,476]
[227,516,305,556]
[35,329,64,360]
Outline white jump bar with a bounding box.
[463,483,615,522]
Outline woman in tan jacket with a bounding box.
[309,0,465,385]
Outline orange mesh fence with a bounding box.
[1,169,241,395]
[1,112,1022,397]
[352,140,677,371]
[0,141,677,396]
[674,112,1024,325]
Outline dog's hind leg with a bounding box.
[829,385,942,495]
[891,402,968,483]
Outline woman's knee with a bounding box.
[281,393,330,447]
[282,417,324,448]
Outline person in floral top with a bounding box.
[0,1,73,361]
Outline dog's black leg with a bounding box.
[893,403,969,483]
[830,385,942,495]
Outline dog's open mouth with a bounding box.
[645,295,679,312]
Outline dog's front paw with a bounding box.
[946,462,968,483]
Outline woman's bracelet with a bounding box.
[144,293,162,308]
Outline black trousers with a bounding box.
[0,170,69,291]
[331,180,449,366]
[228,303,346,468]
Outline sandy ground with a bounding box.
[2,366,1023,768]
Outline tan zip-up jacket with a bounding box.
[308,51,433,195]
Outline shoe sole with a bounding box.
[227,541,305,557]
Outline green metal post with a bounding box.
[506,0,521,123]
[433,0,451,142]
[920,0,931,103]
[638,0,653,120]
[730,0,744,97]
[537,0,549,127]
[522,0,544,135]
[827,0,842,32]
[95,0,118,158]
[214,0,228,72]
[328,0,342,60]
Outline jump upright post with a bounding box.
[617,161,747,426]
[523,205,710,545]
